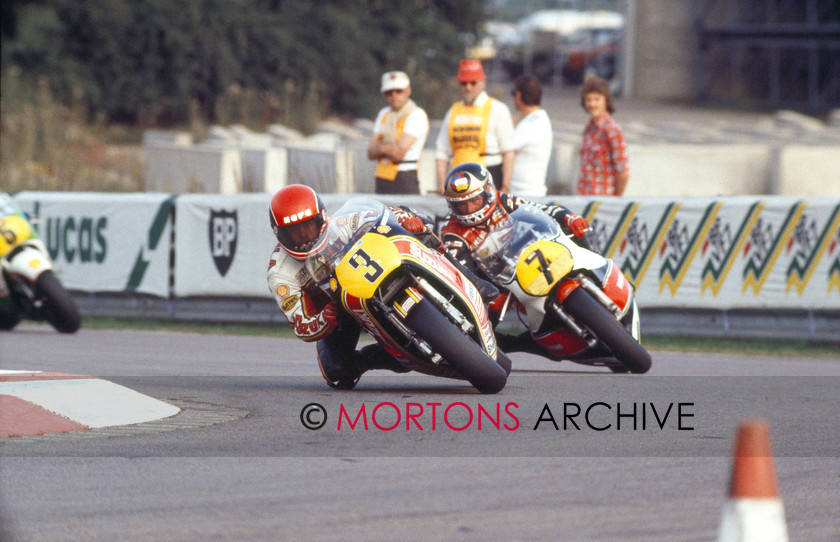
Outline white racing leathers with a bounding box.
[266,244,334,342]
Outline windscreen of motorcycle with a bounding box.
[305,197,391,296]
[474,204,564,286]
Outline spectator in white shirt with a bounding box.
[367,71,430,194]
[510,75,553,197]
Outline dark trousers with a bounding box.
[486,164,503,191]
[375,169,420,194]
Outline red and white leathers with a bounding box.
[267,244,335,342]
[267,204,432,343]
[441,191,585,265]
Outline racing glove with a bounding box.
[564,213,589,238]
[321,302,339,328]
[399,216,425,234]
[293,302,339,341]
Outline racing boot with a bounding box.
[317,340,363,390]
[357,344,410,374]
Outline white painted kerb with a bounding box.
[0,378,181,428]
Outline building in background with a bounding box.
[625,0,839,112]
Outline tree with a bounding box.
[1,0,486,127]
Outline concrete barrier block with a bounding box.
[776,145,840,196]
[625,144,773,196]
[549,142,580,194]
[345,138,376,194]
[144,146,242,194]
[418,149,437,195]
[142,130,192,147]
[287,144,351,193]
[240,147,287,193]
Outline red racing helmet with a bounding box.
[269,184,329,259]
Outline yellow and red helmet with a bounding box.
[444,162,498,226]
[269,184,329,259]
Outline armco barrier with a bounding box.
[10,192,840,340]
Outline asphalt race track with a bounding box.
[1,326,839,541]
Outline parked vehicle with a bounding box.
[307,197,510,393]
[0,193,82,333]
[559,27,621,84]
[473,204,651,374]
[496,9,623,84]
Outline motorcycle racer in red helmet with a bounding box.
[268,184,471,389]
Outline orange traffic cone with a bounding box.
[717,419,789,542]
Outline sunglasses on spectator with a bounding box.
[459,81,479,87]
[383,89,405,96]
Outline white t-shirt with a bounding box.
[372,106,430,171]
[511,108,553,196]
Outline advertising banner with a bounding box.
[12,192,835,310]
[174,194,276,297]
[10,192,173,296]
[566,196,840,309]
[173,194,368,298]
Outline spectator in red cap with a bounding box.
[367,71,430,194]
[435,59,515,195]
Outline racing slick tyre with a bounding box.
[37,271,82,333]
[496,350,513,376]
[404,298,508,394]
[562,287,651,374]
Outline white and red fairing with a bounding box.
[505,259,636,357]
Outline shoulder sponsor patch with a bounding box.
[281,294,299,312]
[276,284,290,297]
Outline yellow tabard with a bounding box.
[448,99,492,166]
[375,111,407,181]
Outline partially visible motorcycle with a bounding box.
[473,204,651,373]
[0,193,82,333]
[307,197,510,394]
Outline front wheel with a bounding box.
[37,271,82,333]
[404,298,507,394]
[562,288,651,374]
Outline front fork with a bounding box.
[371,285,442,364]
[547,273,631,347]
[372,272,478,365]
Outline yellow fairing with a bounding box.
[0,215,33,257]
[515,239,574,296]
[335,232,401,299]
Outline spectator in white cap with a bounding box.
[367,71,430,194]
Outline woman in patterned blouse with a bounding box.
[577,75,629,196]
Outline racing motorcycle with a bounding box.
[0,193,82,333]
[307,197,510,394]
[473,204,651,373]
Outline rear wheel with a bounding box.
[404,298,507,394]
[36,271,82,333]
[562,288,651,374]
